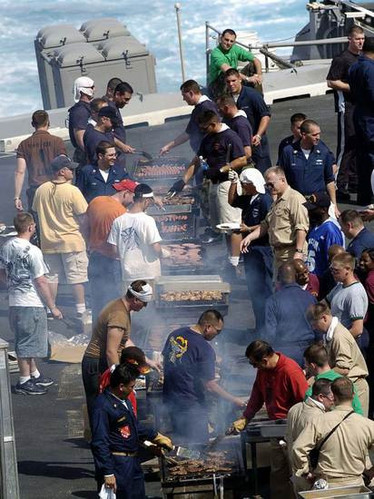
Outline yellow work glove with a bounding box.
[152,432,173,451]
[227,417,248,435]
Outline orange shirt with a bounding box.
[86,196,126,257]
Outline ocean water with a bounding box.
[0,0,312,117]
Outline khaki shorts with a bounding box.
[45,251,88,285]
[209,181,242,228]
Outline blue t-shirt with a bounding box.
[197,127,244,183]
[306,219,344,277]
[68,101,91,149]
[347,227,374,260]
[162,327,216,406]
[225,114,252,147]
[231,192,272,246]
[186,99,219,153]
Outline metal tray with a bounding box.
[298,485,372,498]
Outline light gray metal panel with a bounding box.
[36,24,85,49]
[54,43,104,67]
[0,338,20,499]
[80,18,130,41]
[99,36,148,59]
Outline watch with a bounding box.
[295,249,304,253]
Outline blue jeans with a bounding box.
[88,252,122,324]
[244,246,273,330]
[9,306,47,358]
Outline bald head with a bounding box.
[278,262,296,285]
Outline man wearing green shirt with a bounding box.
[209,28,262,98]
[304,343,363,414]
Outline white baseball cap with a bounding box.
[239,168,266,194]
[73,76,95,102]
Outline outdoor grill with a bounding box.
[160,436,245,498]
[160,242,205,274]
[154,275,231,316]
[147,204,197,241]
[133,156,188,188]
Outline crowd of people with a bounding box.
[2,23,374,498]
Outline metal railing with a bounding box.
[0,338,20,499]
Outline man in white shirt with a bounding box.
[0,212,62,394]
[108,184,163,286]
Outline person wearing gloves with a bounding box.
[228,340,308,499]
[82,280,157,423]
[68,76,95,167]
[168,110,247,248]
[91,364,173,499]
[228,168,273,329]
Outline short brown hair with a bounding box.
[306,302,331,322]
[90,98,107,113]
[96,141,116,157]
[331,377,354,402]
[348,25,364,37]
[225,68,241,79]
[300,119,319,134]
[180,80,201,94]
[312,378,332,398]
[216,95,237,108]
[13,212,34,234]
[245,340,274,362]
[290,113,307,124]
[339,209,363,229]
[304,343,329,367]
[332,252,355,271]
[198,110,220,127]
[31,110,49,128]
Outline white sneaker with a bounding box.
[76,310,92,326]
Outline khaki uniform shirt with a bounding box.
[286,398,325,462]
[292,405,374,482]
[327,322,368,379]
[261,186,309,249]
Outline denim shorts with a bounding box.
[9,307,48,358]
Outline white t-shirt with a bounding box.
[0,237,48,307]
[108,212,162,281]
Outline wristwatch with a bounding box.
[295,249,304,254]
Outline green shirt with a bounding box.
[304,370,363,415]
[209,44,255,84]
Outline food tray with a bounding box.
[161,242,205,274]
[133,156,188,182]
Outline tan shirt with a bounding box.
[292,405,374,482]
[84,298,131,360]
[286,398,325,462]
[327,321,368,379]
[261,186,309,249]
[32,181,87,253]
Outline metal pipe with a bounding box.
[174,3,186,83]
[205,21,210,87]
[0,338,20,499]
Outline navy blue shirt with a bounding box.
[232,192,272,246]
[224,113,252,147]
[75,164,128,203]
[277,135,295,164]
[108,101,127,144]
[197,126,245,183]
[347,227,374,260]
[83,125,115,164]
[279,140,335,196]
[186,98,219,153]
[68,101,91,149]
[265,283,317,366]
[234,86,271,169]
[162,327,216,406]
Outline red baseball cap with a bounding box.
[112,179,138,192]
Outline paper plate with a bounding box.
[216,222,241,231]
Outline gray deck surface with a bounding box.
[0,93,368,498]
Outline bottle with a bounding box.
[199,156,208,171]
[312,478,328,490]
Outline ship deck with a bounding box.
[0,93,369,498]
